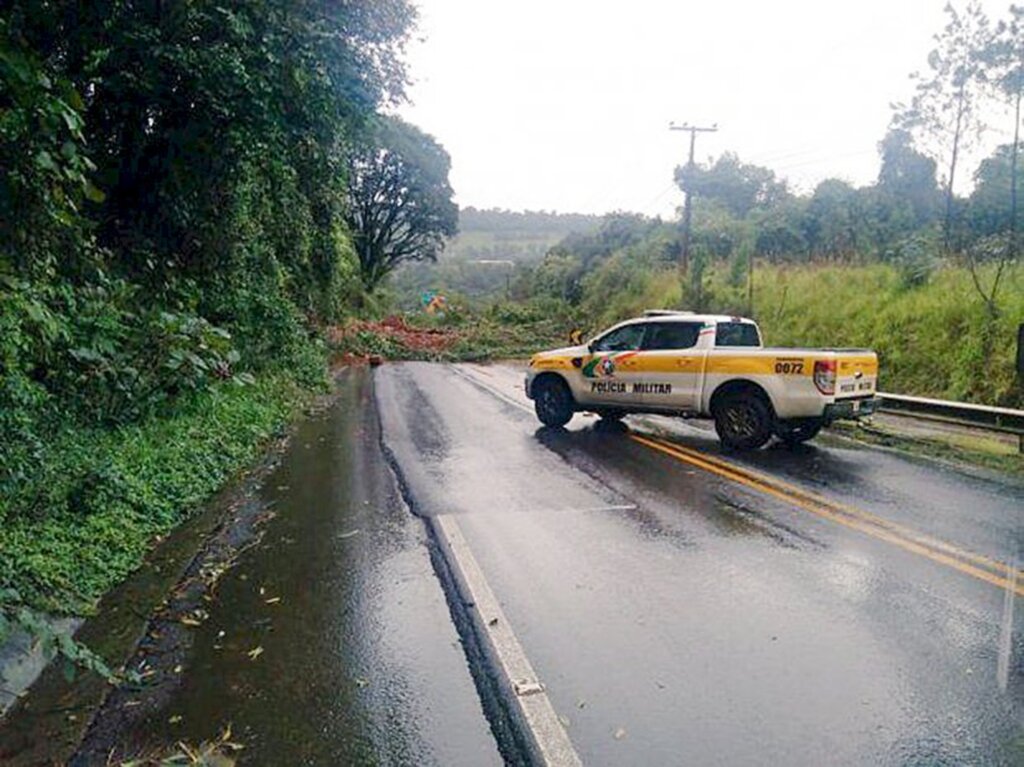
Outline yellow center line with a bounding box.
[630,433,1024,598]
[643,433,1024,582]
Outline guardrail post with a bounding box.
[1017,323,1024,380]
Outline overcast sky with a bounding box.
[399,0,1013,217]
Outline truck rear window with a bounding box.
[715,322,761,347]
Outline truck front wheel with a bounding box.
[713,393,773,450]
[775,417,824,446]
[533,377,574,427]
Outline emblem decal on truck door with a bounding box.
[582,351,639,379]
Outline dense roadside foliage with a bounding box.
[0,0,459,654]
[0,376,300,614]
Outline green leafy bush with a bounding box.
[0,375,302,614]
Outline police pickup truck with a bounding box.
[525,310,879,449]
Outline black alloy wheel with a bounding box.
[534,378,574,427]
[713,394,773,450]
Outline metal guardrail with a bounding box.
[876,392,1024,453]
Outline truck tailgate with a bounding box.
[835,354,878,399]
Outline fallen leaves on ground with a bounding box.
[179,608,209,627]
[118,724,243,766]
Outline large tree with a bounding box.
[346,116,458,291]
[896,2,991,252]
[802,179,863,259]
[876,128,942,227]
[979,5,1024,256]
[675,152,789,219]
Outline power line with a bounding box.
[669,121,718,273]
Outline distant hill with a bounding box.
[390,207,602,305]
[443,207,603,263]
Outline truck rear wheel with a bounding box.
[533,377,574,427]
[775,417,824,446]
[713,393,773,450]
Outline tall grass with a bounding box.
[580,261,1024,407]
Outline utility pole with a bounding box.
[669,122,718,274]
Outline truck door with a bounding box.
[633,321,706,410]
[580,323,649,407]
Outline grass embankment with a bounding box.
[0,375,310,615]
[578,262,1024,408]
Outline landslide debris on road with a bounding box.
[329,315,459,363]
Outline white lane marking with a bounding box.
[450,364,534,414]
[431,513,584,767]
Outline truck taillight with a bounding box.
[813,359,836,395]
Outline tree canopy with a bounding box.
[675,152,790,218]
[346,116,459,291]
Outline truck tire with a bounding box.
[713,392,773,450]
[775,417,824,446]
[534,377,574,427]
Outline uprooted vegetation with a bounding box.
[329,306,577,363]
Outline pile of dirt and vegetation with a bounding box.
[329,315,461,361]
[330,303,580,363]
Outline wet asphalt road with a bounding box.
[377,362,1023,766]
[75,371,502,766]
[64,362,1022,765]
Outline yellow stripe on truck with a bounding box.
[704,356,794,376]
[533,352,878,377]
[838,356,879,375]
[532,357,574,370]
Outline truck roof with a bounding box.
[620,312,757,326]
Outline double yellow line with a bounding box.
[630,433,1024,597]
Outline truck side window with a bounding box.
[642,322,701,350]
[592,324,647,352]
[715,322,761,347]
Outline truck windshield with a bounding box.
[715,322,761,347]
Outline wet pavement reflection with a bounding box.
[76,370,500,766]
[376,362,1023,766]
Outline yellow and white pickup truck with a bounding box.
[525,310,879,449]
